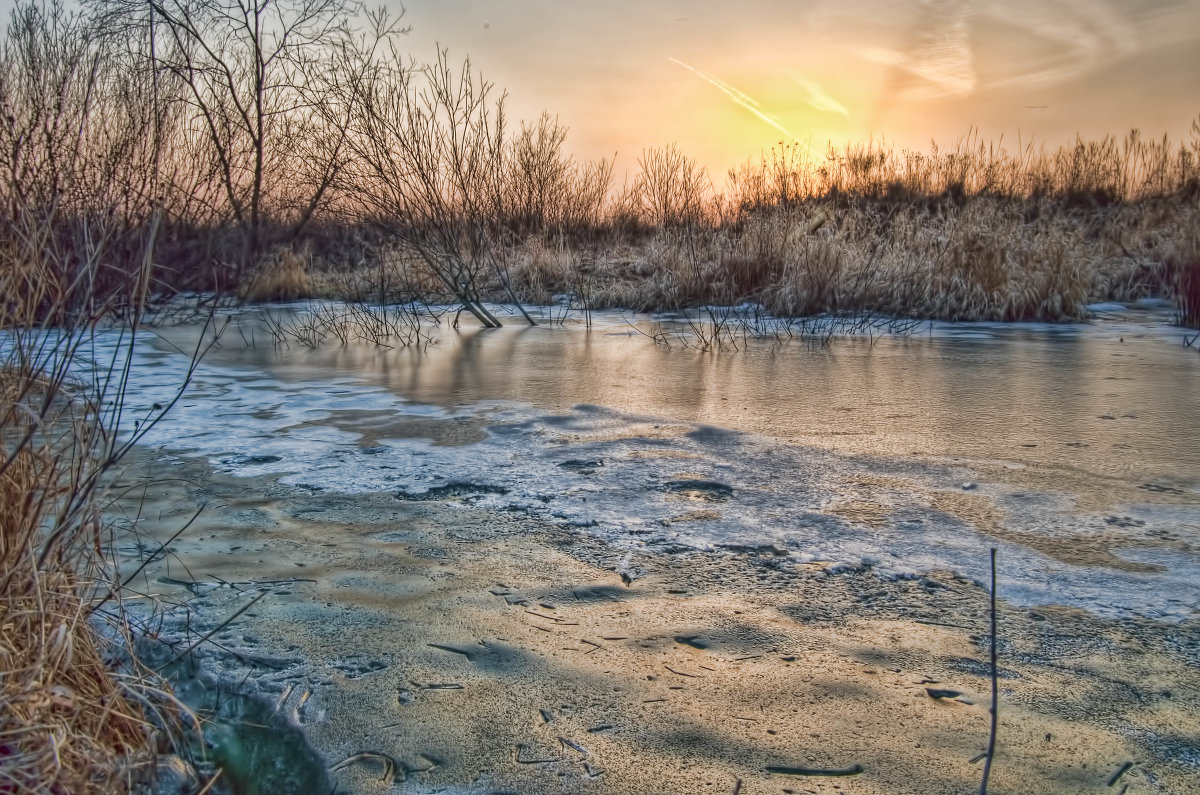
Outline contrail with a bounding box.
[670,58,761,110]
[669,57,804,145]
[794,78,850,117]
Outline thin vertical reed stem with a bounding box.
[979,547,999,795]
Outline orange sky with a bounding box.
[396,0,1200,181]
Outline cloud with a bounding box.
[854,0,1179,99]
[979,0,1137,89]
[857,5,977,99]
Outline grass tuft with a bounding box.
[0,367,164,792]
[241,248,314,303]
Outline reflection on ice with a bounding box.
[67,304,1200,621]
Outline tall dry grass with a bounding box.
[0,35,196,775]
[0,355,154,791]
[0,376,155,791]
[494,124,1200,324]
[240,247,314,303]
[0,213,202,790]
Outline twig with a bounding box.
[559,736,587,755]
[159,591,266,670]
[1107,761,1134,787]
[194,770,223,795]
[329,751,397,783]
[979,548,999,795]
[90,502,208,614]
[514,745,558,764]
[766,764,864,777]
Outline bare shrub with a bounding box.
[135,0,366,279]
[622,144,712,228]
[340,29,517,327]
[0,0,163,320]
[500,113,613,236]
[1177,260,1200,329]
[1168,225,1200,329]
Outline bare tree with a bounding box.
[0,0,165,319]
[340,32,519,327]
[135,0,365,281]
[500,112,612,236]
[625,144,711,228]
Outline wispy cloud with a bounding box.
[793,77,850,117]
[980,0,1137,89]
[856,6,977,99]
[669,57,802,143]
[856,0,1157,99]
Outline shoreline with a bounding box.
[116,449,1200,794]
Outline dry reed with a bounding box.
[240,247,314,303]
[0,367,166,793]
[496,131,1200,323]
[1175,259,1200,329]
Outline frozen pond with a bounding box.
[111,301,1200,621]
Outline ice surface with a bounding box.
[19,307,1198,622]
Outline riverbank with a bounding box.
[117,449,1199,795]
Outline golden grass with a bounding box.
[490,188,1199,323]
[481,126,1200,323]
[0,367,169,793]
[240,247,313,303]
[0,567,153,792]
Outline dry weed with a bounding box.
[0,367,165,793]
[241,248,314,303]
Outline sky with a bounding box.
[395,0,1200,178]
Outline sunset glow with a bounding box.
[667,57,806,150]
[397,0,1200,177]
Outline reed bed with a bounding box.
[511,193,1193,323]
[495,128,1200,324]
[254,160,1200,329]
[0,278,201,792]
